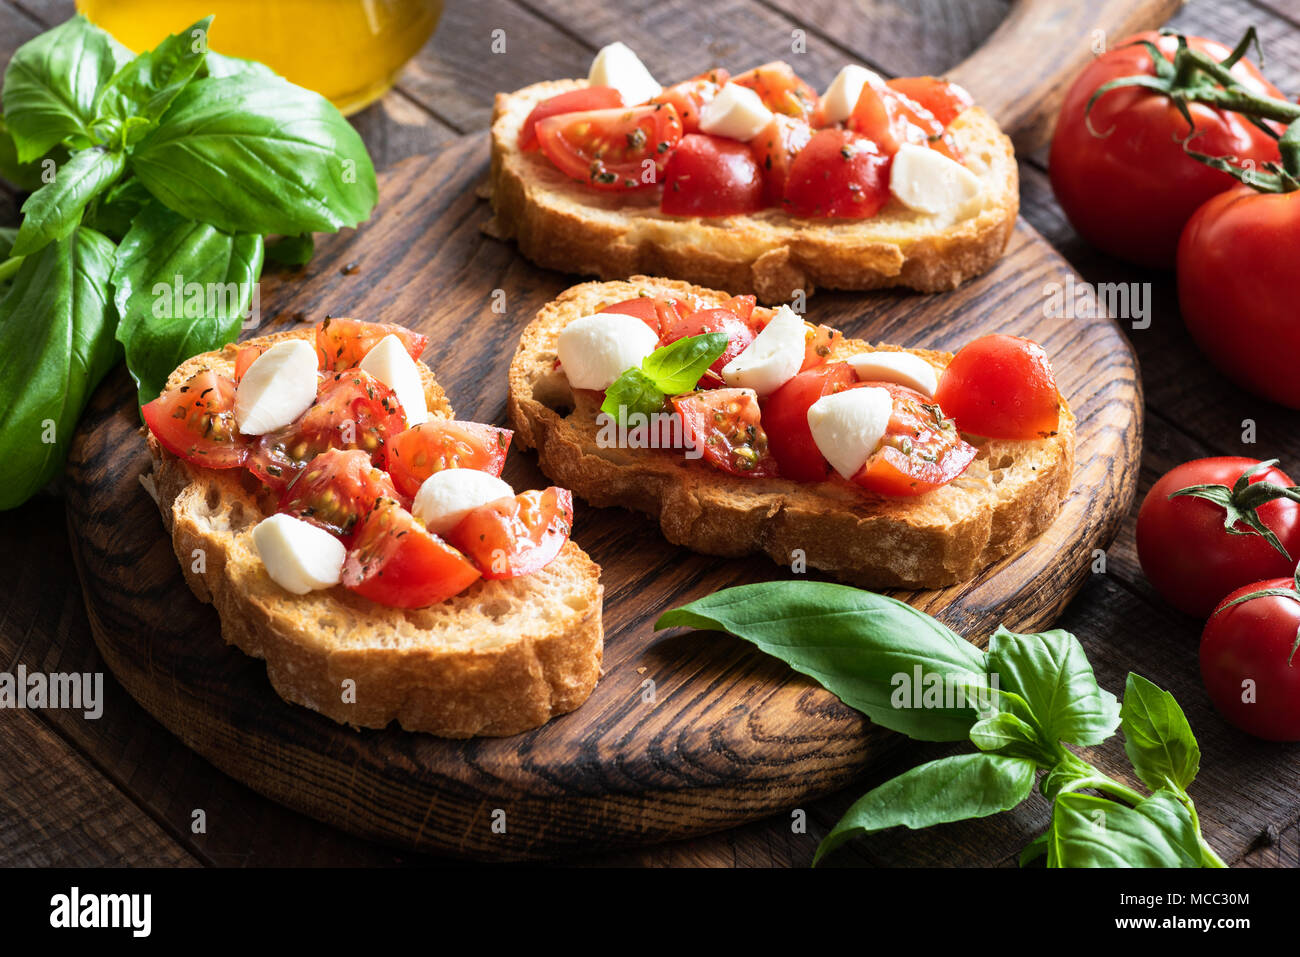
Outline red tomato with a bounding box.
[142,369,248,469]
[761,362,857,482]
[852,383,977,497]
[849,81,958,159]
[1201,573,1300,741]
[445,487,573,580]
[536,104,683,190]
[886,77,973,126]
[1136,457,1300,617]
[598,296,691,337]
[801,323,843,371]
[650,69,729,133]
[933,335,1060,439]
[749,114,812,206]
[783,129,891,218]
[316,318,428,372]
[278,448,399,544]
[519,85,622,149]
[661,133,764,216]
[732,61,818,121]
[1177,187,1300,408]
[383,420,512,500]
[719,294,757,325]
[233,343,266,381]
[342,499,481,608]
[1049,32,1283,268]
[673,388,780,477]
[659,306,755,385]
[247,369,406,491]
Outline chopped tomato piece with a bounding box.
[599,296,691,337]
[342,498,481,608]
[761,362,857,481]
[886,76,973,127]
[383,420,512,500]
[519,85,623,149]
[732,61,818,121]
[536,104,683,190]
[933,334,1061,439]
[445,487,573,580]
[659,306,756,386]
[849,82,960,160]
[661,133,764,217]
[749,113,813,206]
[719,294,757,325]
[278,448,399,544]
[673,388,779,477]
[316,318,428,372]
[650,69,729,133]
[851,383,977,496]
[783,129,891,218]
[142,369,249,469]
[233,343,267,381]
[801,323,844,370]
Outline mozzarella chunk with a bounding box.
[234,339,319,435]
[588,42,661,105]
[821,64,882,125]
[889,142,983,216]
[807,386,893,480]
[698,83,773,141]
[556,312,660,391]
[252,514,346,595]
[721,305,805,396]
[846,351,939,397]
[359,334,428,426]
[412,468,515,535]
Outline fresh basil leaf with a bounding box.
[112,202,263,405]
[1019,830,1049,867]
[200,50,277,81]
[0,227,16,258]
[264,233,315,266]
[1120,673,1201,794]
[0,116,56,192]
[641,332,728,394]
[82,176,152,242]
[11,146,125,257]
[1046,790,1200,868]
[95,17,211,134]
[814,754,1037,865]
[1,15,132,162]
[0,227,117,510]
[131,74,377,235]
[600,367,666,424]
[986,627,1120,747]
[969,711,1049,762]
[656,582,991,741]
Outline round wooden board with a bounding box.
[64,133,1141,861]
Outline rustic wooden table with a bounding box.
[2,0,1298,868]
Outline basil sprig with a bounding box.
[657,582,1224,868]
[0,14,379,509]
[600,332,728,423]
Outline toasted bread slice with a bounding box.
[144,327,604,738]
[487,79,1019,304]
[508,278,1075,588]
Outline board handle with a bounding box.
[948,0,1183,152]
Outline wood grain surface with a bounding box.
[5,0,1299,867]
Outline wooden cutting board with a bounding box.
[63,0,1164,860]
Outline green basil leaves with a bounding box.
[601,332,728,423]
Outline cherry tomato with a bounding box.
[1049,32,1283,268]
[142,369,248,469]
[536,104,683,190]
[732,61,818,121]
[673,388,780,477]
[852,383,977,497]
[247,369,406,491]
[598,296,692,337]
[1201,573,1300,741]
[886,76,974,126]
[1137,457,1300,617]
[316,317,428,372]
[783,129,891,218]
[342,498,481,608]
[519,85,622,149]
[801,323,843,371]
[849,81,959,160]
[749,114,812,206]
[661,133,764,217]
[659,306,755,386]
[383,420,512,500]
[278,448,399,544]
[1177,187,1300,408]
[718,294,757,326]
[445,487,573,580]
[933,335,1060,439]
[761,362,857,482]
[650,69,729,133]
